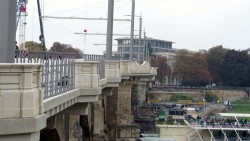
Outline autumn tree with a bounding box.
[151,56,171,84]
[173,49,210,86]
[190,53,210,86]
[49,42,83,58]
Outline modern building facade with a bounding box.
[116,37,175,61]
[115,37,180,85]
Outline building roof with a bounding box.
[115,37,175,43]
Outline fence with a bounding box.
[15,50,76,99]
[83,54,105,80]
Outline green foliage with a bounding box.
[23,41,43,51]
[205,91,218,103]
[221,50,250,87]
[170,94,193,102]
[206,45,228,85]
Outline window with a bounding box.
[133,54,137,58]
[118,40,123,45]
[134,39,138,45]
[133,47,138,52]
[124,47,129,52]
[118,47,122,52]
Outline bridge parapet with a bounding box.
[99,60,121,88]
[75,59,102,102]
[0,64,44,119]
[120,60,157,79]
[0,64,46,139]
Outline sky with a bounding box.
[20,0,250,54]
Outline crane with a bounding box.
[16,0,28,49]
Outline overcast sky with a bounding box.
[22,0,250,54]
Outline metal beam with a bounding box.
[194,127,204,141]
[231,123,242,141]
[42,16,130,21]
[206,127,216,141]
[218,123,229,141]
[0,0,16,63]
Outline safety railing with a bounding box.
[15,50,76,99]
[83,54,105,80]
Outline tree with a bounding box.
[206,45,228,85]
[50,42,67,52]
[23,41,43,51]
[221,50,250,87]
[173,49,193,85]
[190,53,210,86]
[49,42,83,58]
[173,50,210,86]
[151,56,171,84]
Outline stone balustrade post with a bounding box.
[105,60,121,80]
[75,60,99,89]
[0,64,46,141]
[120,61,131,76]
[74,60,102,102]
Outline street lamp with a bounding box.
[203,98,205,108]
[203,90,206,108]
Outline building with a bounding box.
[116,37,175,61]
[115,37,179,85]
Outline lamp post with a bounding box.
[129,0,135,60]
[203,90,206,108]
[106,0,114,60]
[0,0,16,63]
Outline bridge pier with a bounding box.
[131,79,149,118]
[105,80,141,141]
[42,103,89,141]
[91,96,106,141]
[0,64,46,141]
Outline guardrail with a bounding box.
[15,50,76,99]
[83,54,105,80]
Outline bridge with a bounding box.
[0,1,157,141]
[0,51,157,141]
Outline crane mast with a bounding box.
[16,0,28,49]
